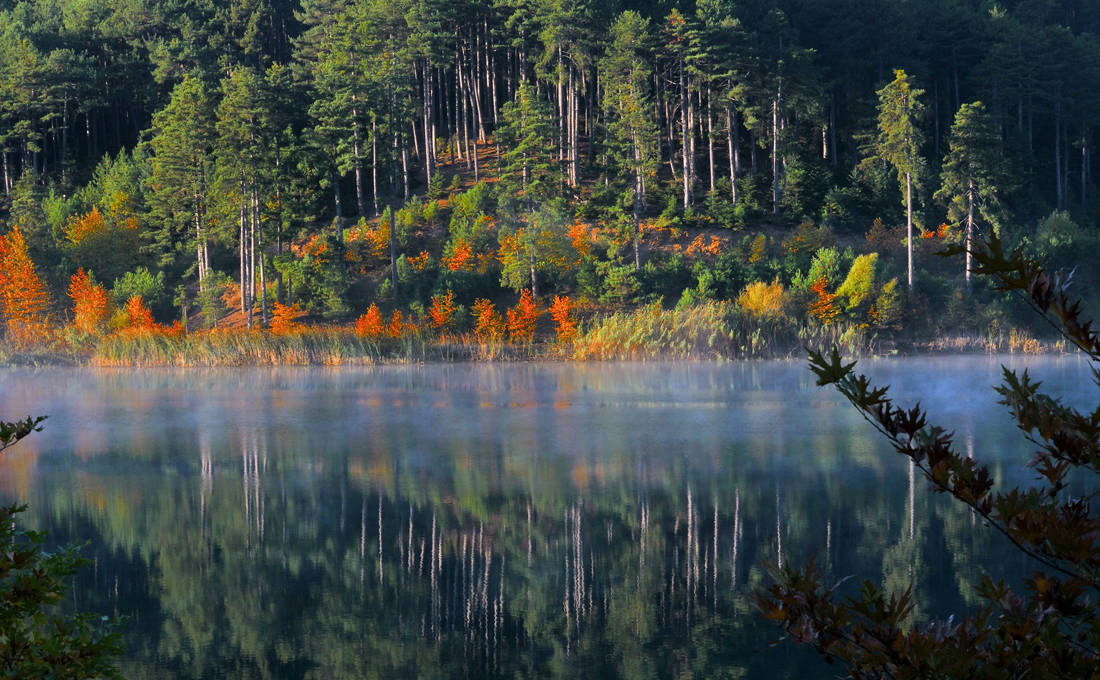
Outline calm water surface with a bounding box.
[0,356,1092,679]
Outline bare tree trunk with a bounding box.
[529,254,538,299]
[906,171,914,292]
[679,56,691,208]
[248,187,257,328]
[352,105,366,217]
[422,61,434,187]
[772,93,781,216]
[557,46,565,171]
[255,188,267,325]
[372,118,380,216]
[707,89,715,193]
[727,105,737,203]
[195,190,207,293]
[632,129,642,270]
[1055,103,1063,209]
[239,178,247,319]
[473,27,486,140]
[402,144,410,201]
[830,93,838,169]
[1083,127,1089,209]
[965,179,974,292]
[458,46,471,168]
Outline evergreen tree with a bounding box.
[215,66,274,327]
[601,10,658,270]
[496,81,559,212]
[869,69,926,293]
[934,101,1004,290]
[146,73,215,294]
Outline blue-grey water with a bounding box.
[0,356,1093,679]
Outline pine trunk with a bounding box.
[727,105,737,203]
[772,94,780,216]
[352,105,365,218]
[906,171,914,292]
[679,57,691,208]
[389,207,398,299]
[965,179,974,291]
[707,89,715,193]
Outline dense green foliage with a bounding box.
[759,234,1100,676]
[1,0,1099,351]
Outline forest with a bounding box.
[1,0,1099,364]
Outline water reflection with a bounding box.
[0,357,1091,679]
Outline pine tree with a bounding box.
[215,66,275,327]
[146,74,216,293]
[601,11,658,270]
[870,70,926,293]
[934,101,1004,291]
[496,81,559,212]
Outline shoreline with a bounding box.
[0,333,1067,369]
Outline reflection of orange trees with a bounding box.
[428,290,456,336]
[549,295,577,343]
[269,302,304,334]
[355,303,385,339]
[506,290,539,344]
[68,268,111,336]
[808,277,841,325]
[0,227,53,349]
[472,299,504,342]
[736,280,787,320]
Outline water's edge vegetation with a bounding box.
[2,300,1057,367]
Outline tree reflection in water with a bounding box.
[0,358,1085,679]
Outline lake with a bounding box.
[0,356,1091,679]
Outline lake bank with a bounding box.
[0,319,1063,367]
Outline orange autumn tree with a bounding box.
[123,295,156,332]
[549,295,577,343]
[355,303,385,339]
[441,239,474,271]
[808,276,841,325]
[387,309,406,338]
[506,289,539,344]
[0,227,53,349]
[428,290,456,337]
[68,268,111,336]
[472,298,503,342]
[269,302,304,334]
[64,206,107,244]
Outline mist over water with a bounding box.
[0,356,1092,679]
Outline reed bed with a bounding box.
[93,327,408,367]
[88,327,544,366]
[571,301,888,361]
